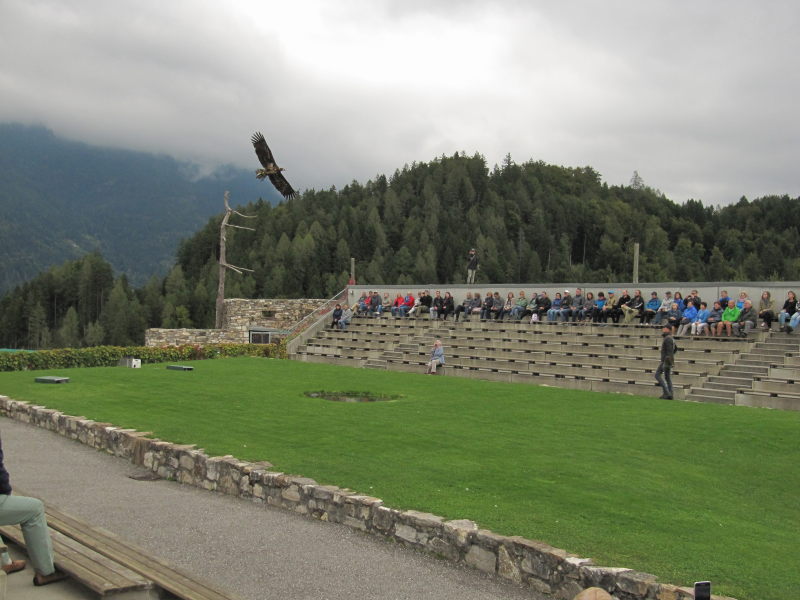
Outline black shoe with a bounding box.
[787,326,794,334]
[659,394,673,399]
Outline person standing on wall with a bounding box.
[655,325,676,400]
[466,249,479,284]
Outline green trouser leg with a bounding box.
[0,495,55,575]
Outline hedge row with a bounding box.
[0,342,286,372]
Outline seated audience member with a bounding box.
[716,299,741,337]
[331,304,343,328]
[592,292,607,322]
[338,305,353,330]
[777,291,797,330]
[520,292,538,321]
[685,289,702,310]
[705,301,723,336]
[390,293,404,317]
[558,290,573,322]
[468,292,482,320]
[510,291,528,321]
[690,302,711,336]
[599,291,618,323]
[498,292,515,321]
[732,299,757,337]
[611,290,629,323]
[621,290,644,324]
[454,292,473,322]
[406,290,424,317]
[419,290,433,316]
[382,293,393,314]
[490,291,504,320]
[666,302,683,333]
[653,291,673,325]
[480,292,495,320]
[570,288,585,322]
[786,303,800,334]
[425,339,445,374]
[735,290,750,310]
[758,291,775,329]
[642,292,660,323]
[397,292,415,317]
[535,292,551,321]
[430,290,444,319]
[441,292,455,320]
[718,289,731,307]
[672,291,685,310]
[579,292,596,321]
[547,293,562,322]
[369,291,382,316]
[676,301,698,336]
[356,292,370,315]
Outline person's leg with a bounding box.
[0,496,55,576]
[663,365,673,398]
[655,362,669,398]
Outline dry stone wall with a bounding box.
[0,396,735,600]
[145,298,326,347]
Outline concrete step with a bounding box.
[686,392,736,405]
[708,375,752,386]
[364,360,387,370]
[689,387,736,400]
[380,351,404,360]
[722,365,770,376]
[735,358,777,368]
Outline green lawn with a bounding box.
[1,358,797,600]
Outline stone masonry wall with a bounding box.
[0,396,735,600]
[145,298,326,347]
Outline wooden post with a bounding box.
[632,242,640,285]
[215,192,256,329]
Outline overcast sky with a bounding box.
[1,0,797,206]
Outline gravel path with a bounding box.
[1,417,545,600]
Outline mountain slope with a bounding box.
[0,123,279,292]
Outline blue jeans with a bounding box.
[655,362,673,398]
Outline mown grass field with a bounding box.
[0,357,797,600]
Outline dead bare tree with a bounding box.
[215,191,256,328]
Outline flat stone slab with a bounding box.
[166,365,193,371]
[35,376,70,384]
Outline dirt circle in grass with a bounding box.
[304,391,398,403]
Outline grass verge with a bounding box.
[0,357,797,600]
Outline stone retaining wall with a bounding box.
[144,328,247,346]
[0,396,734,600]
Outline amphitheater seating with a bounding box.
[293,317,763,401]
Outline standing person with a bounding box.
[425,339,446,374]
[0,435,68,586]
[466,249,479,284]
[655,325,676,399]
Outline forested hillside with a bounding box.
[0,123,280,293]
[1,152,798,349]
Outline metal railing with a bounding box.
[285,287,349,355]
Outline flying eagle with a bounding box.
[251,131,297,199]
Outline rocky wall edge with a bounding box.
[0,396,735,600]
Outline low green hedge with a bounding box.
[0,342,286,372]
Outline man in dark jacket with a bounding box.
[466,249,479,284]
[655,325,676,399]
[0,436,67,585]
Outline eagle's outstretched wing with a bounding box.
[268,172,297,199]
[251,132,276,169]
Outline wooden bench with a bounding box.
[1,494,242,600]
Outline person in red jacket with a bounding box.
[0,435,68,586]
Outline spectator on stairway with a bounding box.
[356,292,370,315]
[716,299,741,337]
[676,301,698,336]
[419,290,433,317]
[558,290,573,322]
[406,290,424,318]
[642,292,660,324]
[570,288,586,322]
[705,300,724,336]
[777,291,797,330]
[757,291,776,330]
[621,290,644,324]
[390,294,404,317]
[397,292,415,317]
[338,305,353,330]
[672,291,685,310]
[520,292,538,321]
[718,289,731,307]
[652,291,673,325]
[369,291,382,316]
[425,339,446,374]
[547,292,562,322]
[610,290,629,324]
[382,293,393,314]
[685,289,703,310]
[690,302,711,336]
[467,292,482,320]
[0,435,68,586]
[490,291,504,320]
[781,293,800,333]
[732,299,757,337]
[331,304,343,328]
[429,291,444,319]
[599,291,619,323]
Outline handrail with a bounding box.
[285,287,349,355]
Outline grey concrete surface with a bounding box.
[0,417,546,600]
[2,543,91,599]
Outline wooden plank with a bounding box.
[40,505,240,600]
[0,524,152,596]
